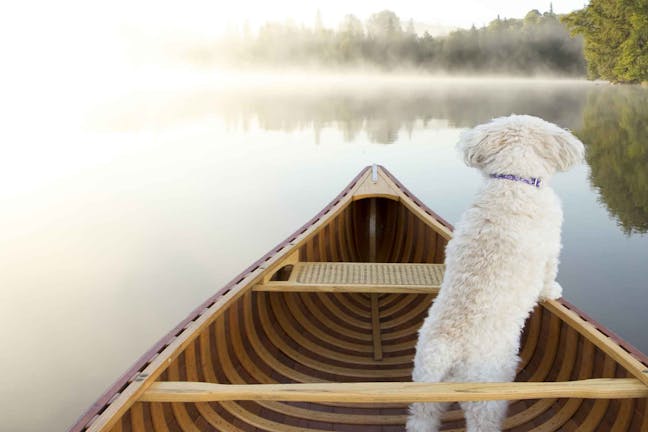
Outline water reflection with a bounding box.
[92,80,648,234]
[94,80,589,143]
[8,77,648,432]
[576,86,648,234]
[226,83,588,144]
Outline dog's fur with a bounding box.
[407,115,584,432]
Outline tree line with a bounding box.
[208,9,585,76]
[562,0,648,83]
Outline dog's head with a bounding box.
[457,115,584,178]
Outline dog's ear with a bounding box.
[544,128,585,172]
[457,123,509,169]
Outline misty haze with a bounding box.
[2,2,648,432]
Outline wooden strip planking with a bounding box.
[543,299,648,386]
[141,379,648,403]
[81,170,375,432]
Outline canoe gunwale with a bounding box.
[68,167,373,432]
[556,298,648,367]
[68,165,648,432]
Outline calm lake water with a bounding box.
[2,76,647,431]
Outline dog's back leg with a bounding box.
[460,400,508,432]
[456,358,517,432]
[407,401,450,432]
[406,340,455,432]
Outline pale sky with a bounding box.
[3,1,590,65]
[109,0,589,34]
[0,0,589,127]
[6,1,588,39]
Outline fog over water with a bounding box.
[4,1,647,429]
[2,71,647,431]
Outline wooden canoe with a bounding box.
[70,165,648,432]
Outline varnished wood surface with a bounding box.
[71,166,648,432]
[298,197,447,263]
[142,379,648,403]
[102,291,648,432]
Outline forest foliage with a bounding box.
[576,87,648,234]
[562,0,648,83]
[209,9,585,76]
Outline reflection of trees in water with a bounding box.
[576,87,648,234]
[92,81,647,232]
[96,83,590,144]
[217,84,589,144]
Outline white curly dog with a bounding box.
[407,115,584,432]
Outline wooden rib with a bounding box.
[149,403,170,432]
[255,295,410,376]
[379,293,433,318]
[389,204,407,262]
[124,293,647,432]
[518,306,542,372]
[89,171,648,432]
[82,249,269,431]
[219,310,401,424]
[271,293,374,353]
[199,328,218,383]
[230,307,284,385]
[532,341,595,431]
[527,311,562,382]
[295,293,416,353]
[297,293,372,340]
[170,403,201,432]
[504,323,580,429]
[257,401,404,425]
[259,293,406,366]
[609,399,634,432]
[640,400,648,432]
[220,400,330,432]
[315,294,371,329]
[299,195,448,264]
[184,342,199,382]
[130,291,646,431]
[379,296,434,330]
[129,403,146,431]
[194,402,241,431]
[211,306,406,427]
[141,379,648,403]
[543,299,648,386]
[107,418,122,432]
[371,294,383,361]
[240,297,326,383]
[573,356,616,431]
[166,359,203,432]
[332,291,370,316]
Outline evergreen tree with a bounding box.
[216,8,585,75]
[563,0,648,83]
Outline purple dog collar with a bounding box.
[489,173,542,188]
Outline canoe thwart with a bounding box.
[255,262,445,293]
[140,378,648,403]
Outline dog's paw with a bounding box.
[543,281,563,300]
[406,415,438,432]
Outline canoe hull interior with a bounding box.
[72,167,648,432]
[106,290,648,431]
[298,197,447,264]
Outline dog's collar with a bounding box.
[489,173,542,188]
